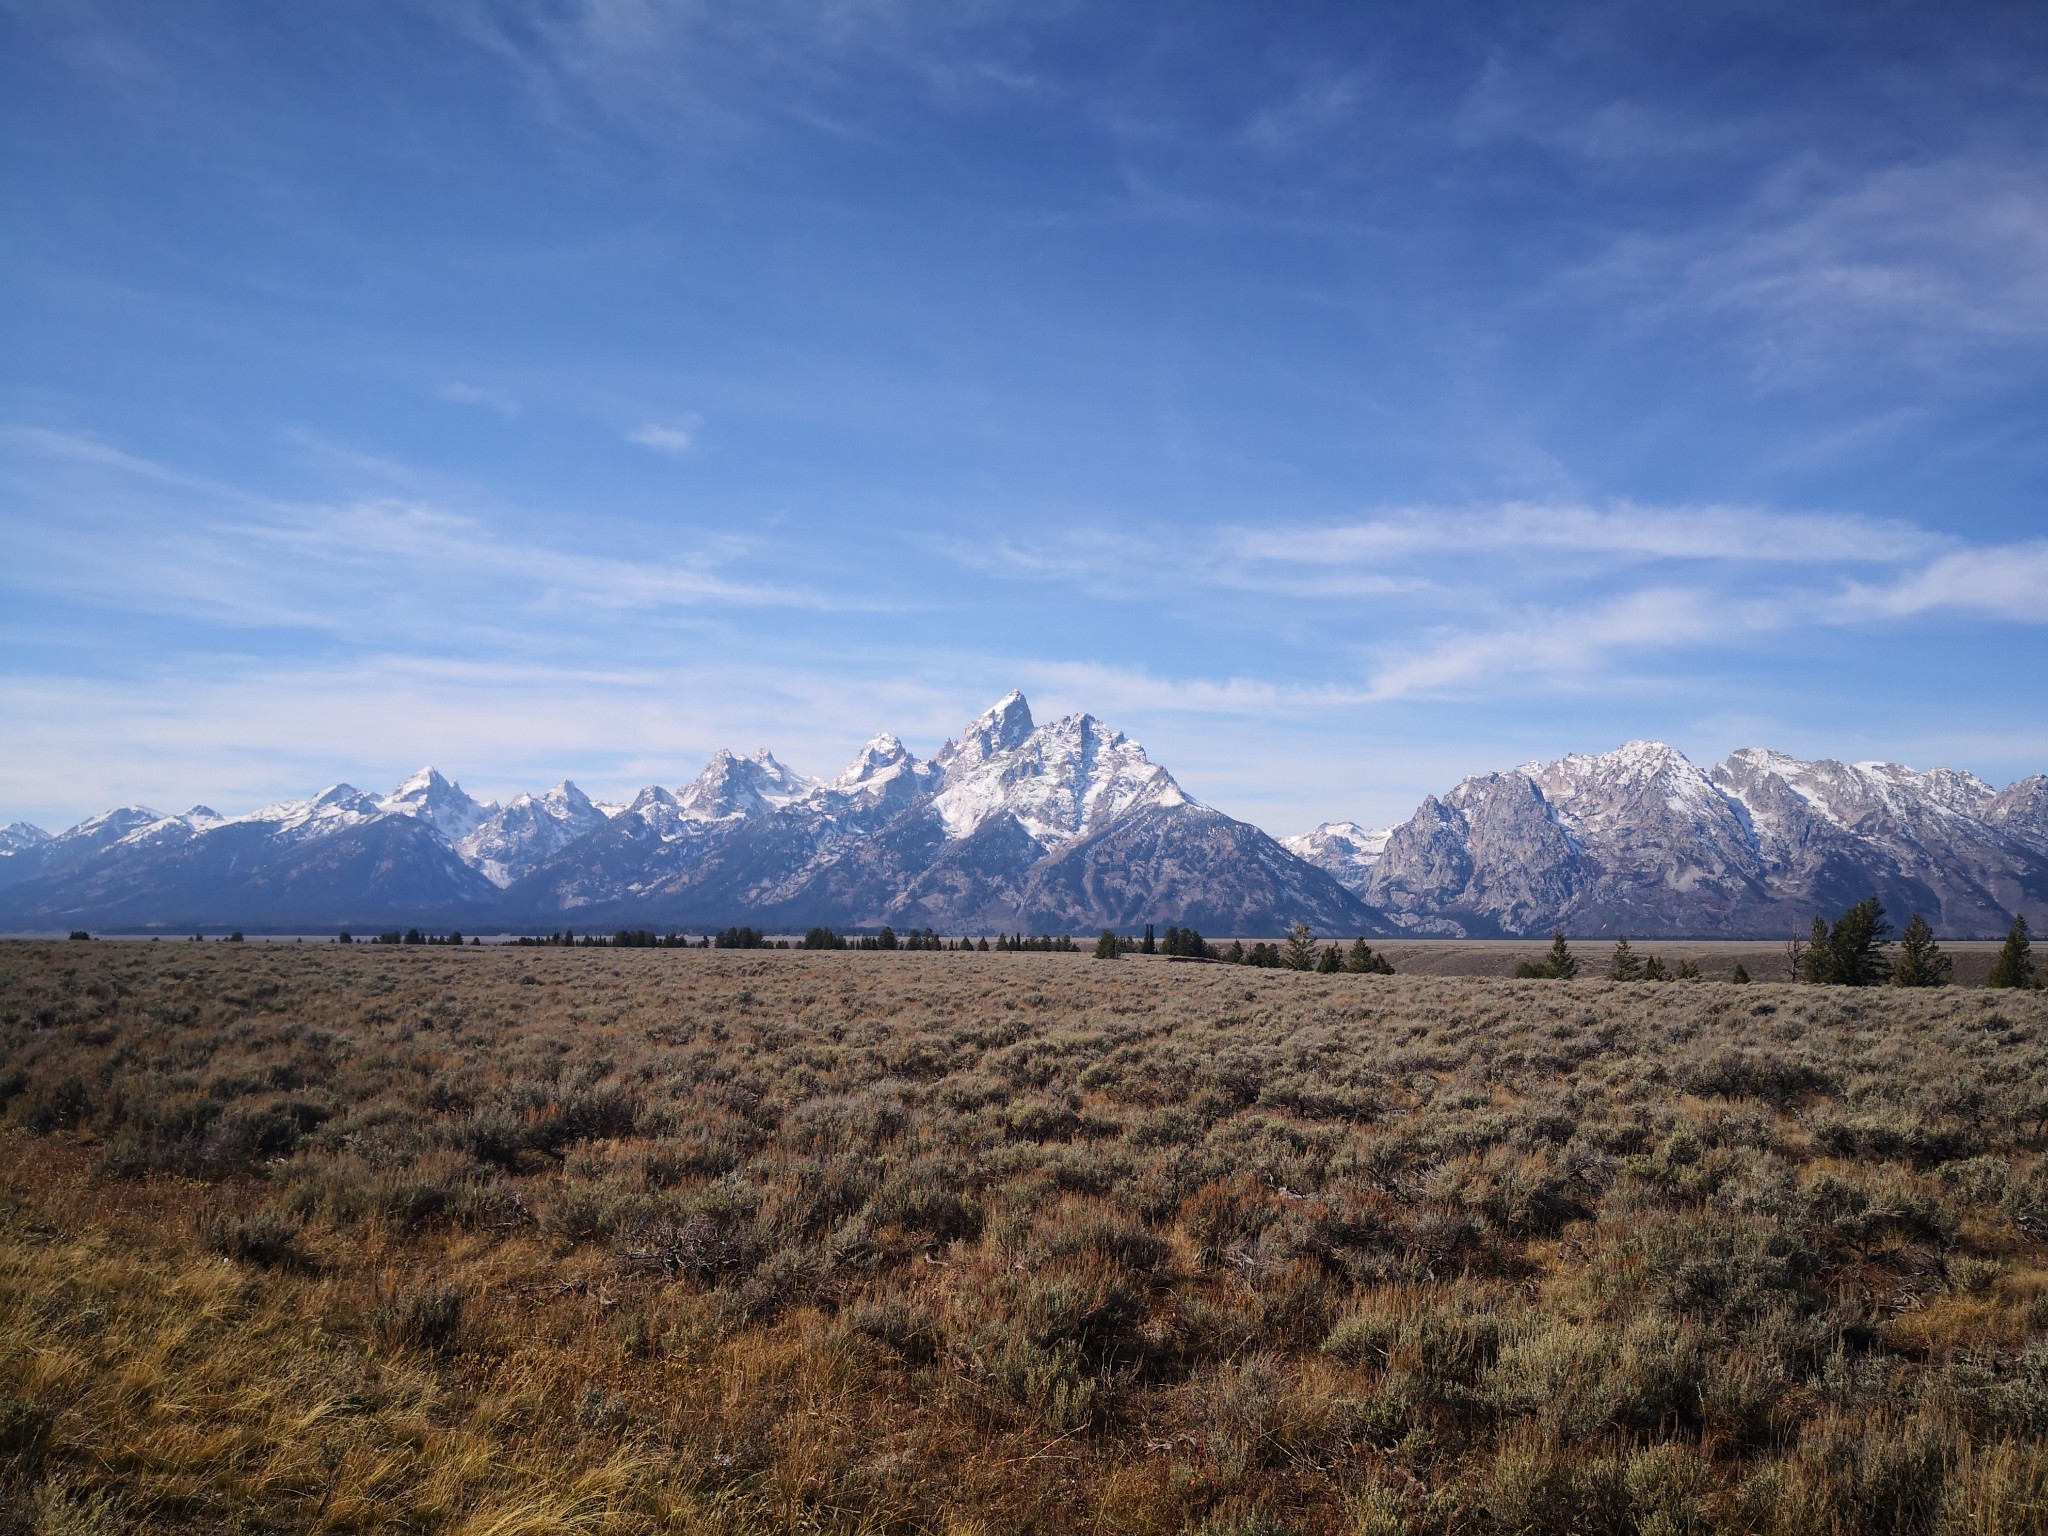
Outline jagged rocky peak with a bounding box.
[184,805,223,825]
[1990,774,2048,852]
[931,704,1187,845]
[380,766,494,839]
[835,732,919,785]
[936,689,1037,772]
[1530,741,1732,836]
[831,732,937,806]
[678,748,819,821]
[458,779,610,888]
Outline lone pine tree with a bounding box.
[1890,913,1952,988]
[1989,915,2037,990]
[1607,937,1643,982]
[1516,931,1578,980]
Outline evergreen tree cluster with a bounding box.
[1193,928,1393,975]
[1598,938,1703,983]
[1797,897,1893,986]
[1159,925,1211,959]
[994,933,1080,952]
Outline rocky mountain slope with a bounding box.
[1318,742,2048,938]
[0,693,1378,935]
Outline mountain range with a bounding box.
[2,694,2043,938]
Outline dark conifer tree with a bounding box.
[1829,897,1892,986]
[1988,915,2037,989]
[1346,937,1393,974]
[1799,916,1833,984]
[1731,962,1751,984]
[1094,929,1119,960]
[1607,938,1643,982]
[1890,913,1951,987]
[1542,931,1577,979]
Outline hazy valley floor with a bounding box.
[2,944,2047,1534]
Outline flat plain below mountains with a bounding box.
[4,941,2047,1534]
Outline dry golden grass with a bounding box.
[2,941,2046,1534]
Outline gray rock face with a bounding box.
[1357,741,2048,938]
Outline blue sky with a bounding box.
[4,0,2046,837]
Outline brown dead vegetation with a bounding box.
[2,942,2047,1534]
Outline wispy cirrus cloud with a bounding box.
[627,415,703,455]
[0,426,838,641]
[437,381,521,416]
[1832,540,2048,624]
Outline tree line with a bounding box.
[1509,903,2039,988]
[1094,923,1395,974]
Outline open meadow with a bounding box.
[3,941,2047,1535]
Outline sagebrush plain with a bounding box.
[3,942,2047,1534]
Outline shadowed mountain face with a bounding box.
[5,711,2041,937]
[0,694,1383,936]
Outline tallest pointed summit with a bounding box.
[941,690,1036,772]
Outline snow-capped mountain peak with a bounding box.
[1282,821,1391,893]
[379,766,495,841]
[828,732,938,807]
[677,748,820,822]
[456,778,608,887]
[930,705,1187,845]
[0,822,53,854]
[834,732,913,787]
[936,689,1037,774]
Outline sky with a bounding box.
[4,0,2047,838]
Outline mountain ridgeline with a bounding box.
[3,698,2044,937]
[0,694,1371,936]
[1284,740,2048,940]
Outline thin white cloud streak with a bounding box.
[1237,500,1941,567]
[938,500,1941,604]
[1360,539,2048,702]
[437,381,521,416]
[0,427,848,643]
[1363,586,1764,701]
[1833,540,2048,624]
[627,415,703,454]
